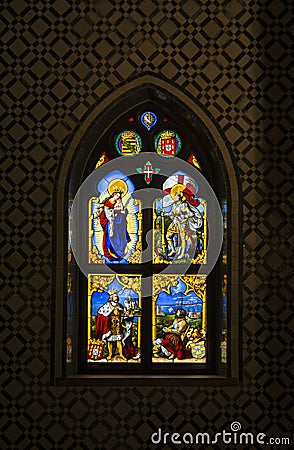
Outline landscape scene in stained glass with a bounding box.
[152,275,206,363]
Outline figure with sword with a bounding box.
[164,183,203,261]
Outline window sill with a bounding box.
[55,375,238,387]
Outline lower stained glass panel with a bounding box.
[152,274,207,363]
[88,274,142,363]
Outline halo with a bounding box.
[170,183,186,200]
[108,179,128,197]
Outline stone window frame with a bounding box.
[52,76,241,386]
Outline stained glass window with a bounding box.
[95,152,109,169]
[221,274,227,364]
[65,99,230,377]
[188,153,202,170]
[66,273,73,364]
[221,201,228,363]
[68,201,73,263]
[140,111,157,130]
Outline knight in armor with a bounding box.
[166,184,203,260]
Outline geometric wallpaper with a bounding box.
[1,1,293,448]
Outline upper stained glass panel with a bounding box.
[89,170,142,264]
[153,172,206,264]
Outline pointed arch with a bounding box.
[53,76,241,385]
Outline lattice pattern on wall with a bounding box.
[1,0,293,448]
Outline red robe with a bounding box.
[95,302,139,360]
[182,187,200,207]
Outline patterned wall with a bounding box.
[1,1,293,448]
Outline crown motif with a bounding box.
[123,130,135,138]
[108,179,127,197]
[161,130,175,140]
[109,289,118,295]
[112,186,123,193]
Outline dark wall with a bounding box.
[1,1,292,449]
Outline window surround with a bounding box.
[52,76,241,386]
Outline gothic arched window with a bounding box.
[54,82,240,384]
